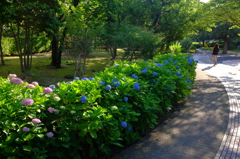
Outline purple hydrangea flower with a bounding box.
[31,81,39,85]
[43,87,53,94]
[131,74,138,79]
[121,121,127,128]
[22,127,30,132]
[134,83,140,91]
[123,97,128,102]
[10,78,23,84]
[80,96,87,103]
[46,132,54,138]
[8,74,17,78]
[48,107,57,113]
[153,72,158,76]
[32,118,41,124]
[21,98,34,106]
[106,85,111,91]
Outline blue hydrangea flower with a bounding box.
[121,121,127,128]
[174,62,177,65]
[194,67,196,69]
[127,127,132,131]
[179,75,183,78]
[151,79,156,83]
[141,68,147,74]
[49,85,55,90]
[168,87,172,91]
[164,60,169,65]
[112,81,121,87]
[134,83,140,91]
[153,72,158,76]
[123,97,128,102]
[187,79,191,83]
[81,77,88,80]
[168,58,173,61]
[156,63,163,67]
[131,74,138,79]
[73,77,80,81]
[195,60,198,63]
[106,85,111,91]
[99,81,105,85]
[176,72,181,76]
[80,96,87,103]
[176,66,180,70]
[88,77,93,81]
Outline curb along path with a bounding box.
[194,53,240,159]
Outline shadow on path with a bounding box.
[113,67,229,159]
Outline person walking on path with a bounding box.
[212,43,219,66]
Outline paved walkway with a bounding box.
[113,49,240,159]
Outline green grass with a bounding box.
[200,47,240,53]
[0,49,124,86]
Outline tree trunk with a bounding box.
[0,25,5,65]
[222,39,228,54]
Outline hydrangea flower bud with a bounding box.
[8,74,17,78]
[32,118,41,124]
[26,84,35,88]
[31,81,39,85]
[48,107,57,113]
[22,127,30,132]
[46,132,54,138]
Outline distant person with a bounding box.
[212,43,219,66]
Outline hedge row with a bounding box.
[0,53,197,159]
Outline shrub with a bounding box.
[0,54,197,158]
[2,36,51,56]
[181,38,192,51]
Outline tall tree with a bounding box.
[5,0,60,76]
[210,22,240,54]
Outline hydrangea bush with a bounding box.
[0,53,197,158]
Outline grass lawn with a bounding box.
[0,49,125,86]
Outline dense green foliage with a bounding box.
[2,36,51,56]
[0,53,197,159]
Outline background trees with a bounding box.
[0,0,239,78]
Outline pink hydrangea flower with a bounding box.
[31,81,39,85]
[43,87,53,94]
[10,78,23,84]
[22,127,30,132]
[46,132,54,138]
[26,84,35,88]
[48,107,57,113]
[32,118,41,124]
[8,74,17,78]
[21,98,34,106]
